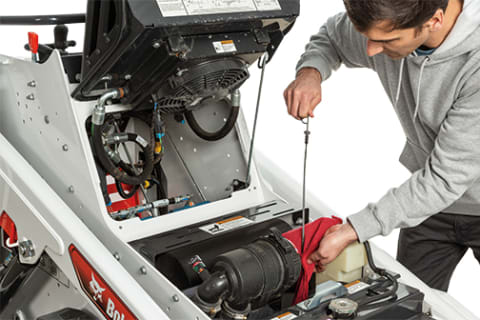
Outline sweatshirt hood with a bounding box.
[396,0,480,120]
[434,0,480,56]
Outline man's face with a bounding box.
[361,21,430,59]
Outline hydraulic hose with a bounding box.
[91,89,154,186]
[115,180,139,200]
[185,93,240,141]
[357,241,399,311]
[93,123,154,186]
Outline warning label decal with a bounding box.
[199,216,253,235]
[157,0,281,17]
[344,280,370,295]
[213,40,237,54]
[271,312,297,320]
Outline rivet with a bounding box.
[62,144,69,151]
[172,294,179,302]
[44,116,50,124]
[140,266,147,275]
[27,81,36,88]
[68,186,75,193]
[113,252,120,261]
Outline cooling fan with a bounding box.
[156,59,249,114]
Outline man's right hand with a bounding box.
[283,67,323,120]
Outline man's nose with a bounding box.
[367,40,384,56]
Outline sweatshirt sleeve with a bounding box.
[348,70,480,242]
[296,12,374,80]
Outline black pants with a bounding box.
[397,212,480,291]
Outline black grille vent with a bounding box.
[157,59,249,113]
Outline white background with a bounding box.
[0,0,478,317]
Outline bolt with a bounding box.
[101,75,112,82]
[153,42,161,49]
[44,116,50,124]
[27,81,36,88]
[18,244,26,256]
[18,240,34,258]
[62,144,69,151]
[172,294,179,302]
[26,94,35,101]
[113,252,120,261]
[140,266,147,275]
[15,310,26,320]
[68,186,75,193]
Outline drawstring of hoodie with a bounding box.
[394,56,431,121]
[394,58,405,107]
[414,56,431,120]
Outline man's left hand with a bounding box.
[307,222,359,272]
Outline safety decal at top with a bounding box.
[157,0,281,17]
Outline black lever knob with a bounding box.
[54,24,69,50]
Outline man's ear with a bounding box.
[425,8,445,32]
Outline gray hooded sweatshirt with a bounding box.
[296,0,480,242]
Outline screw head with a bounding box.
[18,244,26,256]
[140,266,147,275]
[172,294,179,302]
[18,240,35,258]
[68,186,75,193]
[15,309,26,320]
[62,144,69,151]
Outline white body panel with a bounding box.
[0,51,476,320]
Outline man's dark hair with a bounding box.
[343,0,449,32]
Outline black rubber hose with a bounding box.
[92,123,154,186]
[118,161,138,176]
[197,271,230,304]
[357,242,399,311]
[185,100,239,141]
[115,180,140,200]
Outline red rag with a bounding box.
[282,216,342,304]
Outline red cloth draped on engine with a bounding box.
[282,216,342,304]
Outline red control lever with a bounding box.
[28,32,39,62]
[28,32,39,54]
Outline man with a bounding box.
[284,0,480,291]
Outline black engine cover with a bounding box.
[73,0,299,108]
